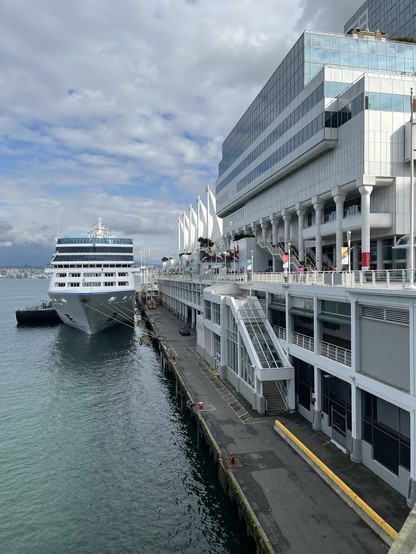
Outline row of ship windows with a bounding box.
[53,255,134,262]
[53,264,131,269]
[54,282,130,287]
[55,247,133,253]
[57,238,133,244]
[56,272,129,277]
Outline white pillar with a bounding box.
[333,190,346,271]
[313,198,324,271]
[271,215,279,271]
[296,205,306,264]
[271,215,279,246]
[260,218,268,242]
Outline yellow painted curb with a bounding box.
[274,420,398,541]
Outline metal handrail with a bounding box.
[292,331,314,351]
[157,268,414,290]
[321,341,352,366]
[275,379,289,410]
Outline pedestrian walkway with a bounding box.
[146,305,411,553]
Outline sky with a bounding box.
[0,0,363,266]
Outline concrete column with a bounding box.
[286,377,296,411]
[408,410,416,507]
[260,218,268,242]
[350,384,363,462]
[271,215,279,246]
[313,198,324,271]
[333,190,346,271]
[219,297,228,379]
[312,365,322,430]
[271,215,279,272]
[312,295,321,429]
[296,205,306,264]
[376,238,383,270]
[359,185,373,270]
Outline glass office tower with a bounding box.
[217,30,416,224]
[345,0,416,40]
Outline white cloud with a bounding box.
[0,0,363,264]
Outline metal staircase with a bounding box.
[256,237,284,257]
[256,237,300,270]
[230,296,293,412]
[262,381,288,414]
[304,247,335,271]
[256,236,335,272]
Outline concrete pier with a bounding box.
[144,305,410,553]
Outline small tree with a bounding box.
[198,237,214,248]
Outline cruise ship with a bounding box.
[47,218,136,334]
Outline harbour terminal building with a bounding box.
[157,14,416,506]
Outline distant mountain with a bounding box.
[0,245,52,267]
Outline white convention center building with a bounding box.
[158,27,416,506]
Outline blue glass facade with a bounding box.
[345,0,416,41]
[217,31,416,206]
[304,32,416,85]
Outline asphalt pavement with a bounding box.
[145,305,411,553]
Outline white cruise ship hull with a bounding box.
[48,289,136,335]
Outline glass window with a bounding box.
[377,42,387,56]
[310,33,321,48]
[329,36,339,50]
[348,39,358,52]
[381,94,392,111]
[368,92,381,110]
[350,52,359,67]
[396,57,405,72]
[392,94,405,113]
[359,52,369,68]
[359,40,368,53]
[404,58,416,73]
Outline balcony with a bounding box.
[292,331,314,351]
[321,341,351,366]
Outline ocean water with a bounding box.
[0,279,252,553]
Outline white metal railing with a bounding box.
[273,325,287,341]
[321,341,351,366]
[275,379,289,410]
[292,331,314,351]
[157,268,415,290]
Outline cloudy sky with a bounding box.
[0,0,363,266]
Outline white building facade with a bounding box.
[158,29,416,507]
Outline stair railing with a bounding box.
[275,380,289,410]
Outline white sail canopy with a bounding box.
[176,185,223,257]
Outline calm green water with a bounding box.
[0,279,252,553]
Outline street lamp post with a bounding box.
[347,231,351,273]
[288,242,291,282]
[251,250,254,275]
[411,88,415,286]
